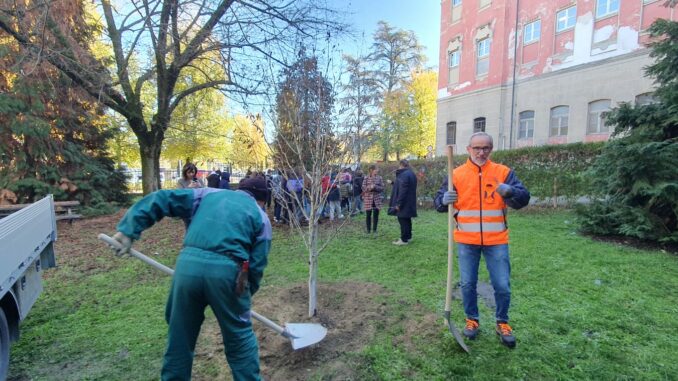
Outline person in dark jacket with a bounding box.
[351,170,364,216]
[389,159,417,245]
[206,169,221,188]
[265,170,273,211]
[279,173,290,224]
[219,171,231,189]
[327,172,343,220]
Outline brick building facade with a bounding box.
[436,0,675,154]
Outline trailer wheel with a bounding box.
[0,308,9,381]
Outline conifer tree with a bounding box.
[577,19,678,243]
[0,2,127,206]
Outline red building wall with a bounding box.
[438,0,675,98]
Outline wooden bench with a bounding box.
[54,201,82,223]
[0,200,82,223]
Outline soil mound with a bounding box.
[193,282,391,381]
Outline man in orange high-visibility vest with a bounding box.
[434,132,530,349]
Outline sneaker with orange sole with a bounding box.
[463,318,479,340]
[496,322,516,348]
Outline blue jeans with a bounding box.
[273,198,282,221]
[457,243,511,322]
[352,195,363,214]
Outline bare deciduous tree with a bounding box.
[272,52,353,317]
[0,0,344,194]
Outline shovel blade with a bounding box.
[446,318,470,353]
[284,323,328,350]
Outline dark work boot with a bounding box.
[463,318,479,340]
[496,322,516,348]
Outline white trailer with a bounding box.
[0,196,57,380]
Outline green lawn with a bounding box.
[7,209,678,380]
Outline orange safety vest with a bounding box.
[453,159,511,246]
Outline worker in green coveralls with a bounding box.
[110,176,272,381]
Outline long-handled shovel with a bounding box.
[444,146,470,353]
[98,233,327,350]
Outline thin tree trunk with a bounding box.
[308,223,319,317]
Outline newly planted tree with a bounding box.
[273,53,351,317]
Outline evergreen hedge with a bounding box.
[367,142,603,203]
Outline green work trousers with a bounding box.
[161,248,260,381]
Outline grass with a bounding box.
[7,209,678,380]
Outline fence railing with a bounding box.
[125,169,246,193]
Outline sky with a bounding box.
[333,0,441,69]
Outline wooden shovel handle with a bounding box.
[445,146,454,313]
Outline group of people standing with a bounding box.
[263,161,420,247]
[174,160,419,247]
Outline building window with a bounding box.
[448,49,461,84]
[476,38,491,76]
[473,117,486,132]
[549,106,569,136]
[477,38,491,57]
[446,122,457,145]
[587,100,611,133]
[596,0,619,19]
[451,0,462,22]
[523,20,541,44]
[448,50,460,68]
[556,6,577,32]
[479,0,491,8]
[518,111,535,139]
[635,93,657,106]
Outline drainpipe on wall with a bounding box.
[508,0,520,149]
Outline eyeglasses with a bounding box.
[470,146,492,153]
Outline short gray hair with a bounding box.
[468,132,493,147]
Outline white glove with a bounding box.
[111,232,132,257]
[496,183,513,198]
[442,190,457,205]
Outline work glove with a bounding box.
[442,190,457,205]
[496,183,514,198]
[111,231,132,257]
